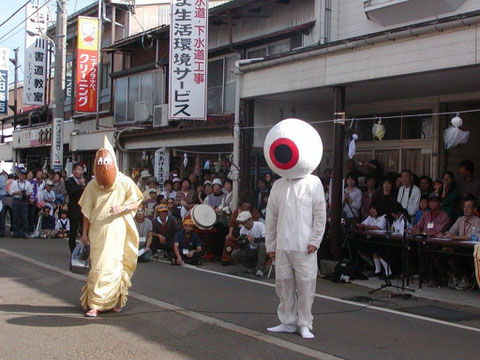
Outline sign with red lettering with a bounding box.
[169,0,208,120]
[75,17,99,113]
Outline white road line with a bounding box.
[0,248,342,360]
[158,258,480,334]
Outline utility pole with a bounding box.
[52,0,67,171]
[9,48,18,130]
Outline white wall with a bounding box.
[336,0,480,41]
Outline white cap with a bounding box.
[203,180,212,186]
[173,177,181,183]
[212,178,222,186]
[141,169,152,178]
[236,211,252,223]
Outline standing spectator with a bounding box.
[203,180,213,197]
[138,169,153,192]
[255,177,268,209]
[232,211,267,277]
[372,178,397,216]
[360,175,377,221]
[166,197,182,223]
[434,171,457,220]
[39,206,55,238]
[366,160,384,188]
[143,189,158,220]
[160,180,176,200]
[175,178,196,208]
[52,210,70,238]
[414,195,430,225]
[264,172,274,188]
[52,172,66,203]
[205,178,227,256]
[151,204,179,258]
[457,160,480,201]
[413,193,450,236]
[204,178,225,208]
[5,173,14,194]
[419,176,433,197]
[322,168,332,185]
[38,180,56,215]
[26,170,34,181]
[220,179,233,219]
[258,190,269,221]
[172,218,203,265]
[346,159,364,179]
[143,177,159,199]
[343,173,362,225]
[65,163,86,253]
[172,177,182,192]
[397,169,421,217]
[0,171,6,237]
[9,169,33,238]
[195,183,206,204]
[134,206,153,262]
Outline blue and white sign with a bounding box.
[0,47,9,115]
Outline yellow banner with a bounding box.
[77,16,99,51]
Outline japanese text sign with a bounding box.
[169,0,208,120]
[23,3,48,106]
[75,17,99,113]
[154,147,170,189]
[0,47,9,115]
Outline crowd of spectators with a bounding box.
[328,159,480,291]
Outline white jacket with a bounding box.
[265,174,326,252]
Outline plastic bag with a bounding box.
[70,243,91,274]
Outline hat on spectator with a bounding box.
[236,211,252,223]
[137,205,145,213]
[203,180,212,186]
[19,169,27,175]
[149,188,157,193]
[156,204,168,213]
[183,217,194,226]
[46,180,54,186]
[173,177,181,183]
[429,193,441,202]
[140,170,152,178]
[212,178,222,186]
[147,177,158,185]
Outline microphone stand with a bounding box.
[369,216,414,298]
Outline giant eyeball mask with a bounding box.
[263,118,323,179]
[94,149,116,188]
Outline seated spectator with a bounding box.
[134,205,153,262]
[172,177,182,192]
[360,175,377,221]
[195,183,206,204]
[143,177,159,199]
[414,195,429,225]
[397,169,421,218]
[391,202,412,236]
[220,179,233,219]
[372,178,397,216]
[143,189,158,220]
[175,178,196,208]
[255,177,269,209]
[222,192,261,265]
[39,206,55,238]
[172,218,203,265]
[343,173,362,225]
[204,178,225,208]
[152,204,179,257]
[457,160,480,201]
[433,171,457,221]
[419,176,433,197]
[355,203,386,271]
[52,210,70,238]
[39,180,56,215]
[160,179,177,200]
[232,211,267,277]
[413,193,450,237]
[166,197,182,223]
[432,199,480,289]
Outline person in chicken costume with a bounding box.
[79,136,143,317]
[264,118,326,339]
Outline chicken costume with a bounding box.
[264,118,326,339]
[79,137,143,312]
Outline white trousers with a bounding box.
[275,250,318,330]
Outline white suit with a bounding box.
[263,118,326,333]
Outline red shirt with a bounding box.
[415,209,451,236]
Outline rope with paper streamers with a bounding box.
[238,108,480,130]
[169,148,233,155]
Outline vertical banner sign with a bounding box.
[23,3,48,106]
[0,47,9,115]
[51,117,63,171]
[65,61,73,105]
[169,0,208,120]
[154,148,170,190]
[75,17,99,112]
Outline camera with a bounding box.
[21,189,28,200]
[237,234,249,249]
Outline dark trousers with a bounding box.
[0,196,6,237]
[28,204,37,233]
[151,238,174,255]
[12,201,28,237]
[68,214,81,253]
[167,249,204,264]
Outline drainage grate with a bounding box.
[397,305,480,322]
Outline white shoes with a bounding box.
[267,324,296,333]
[299,326,314,339]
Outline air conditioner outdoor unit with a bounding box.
[153,104,169,127]
[134,101,152,122]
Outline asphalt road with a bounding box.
[1,237,480,360]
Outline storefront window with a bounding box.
[375,149,399,174]
[402,111,432,139]
[402,148,431,177]
[207,54,241,114]
[115,77,128,123]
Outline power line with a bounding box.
[0,26,25,45]
[0,0,30,29]
[0,0,53,43]
[239,108,480,130]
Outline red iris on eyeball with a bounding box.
[269,138,299,170]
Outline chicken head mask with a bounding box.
[94,137,117,188]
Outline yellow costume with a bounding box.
[79,137,143,311]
